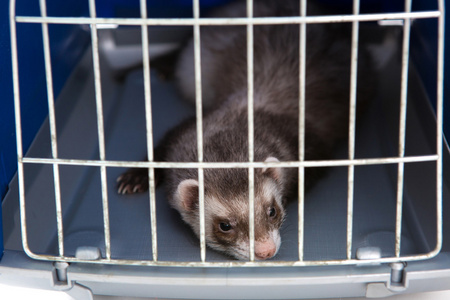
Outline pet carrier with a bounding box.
[1,0,449,299]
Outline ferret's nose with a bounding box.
[255,240,277,260]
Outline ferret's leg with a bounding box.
[117,167,163,194]
[117,168,149,194]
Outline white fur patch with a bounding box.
[262,156,280,173]
[260,179,283,207]
[175,179,198,211]
[232,230,281,261]
[270,229,282,255]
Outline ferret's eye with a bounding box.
[219,222,232,232]
[269,207,277,218]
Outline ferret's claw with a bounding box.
[132,185,141,193]
[116,169,150,195]
[117,182,125,194]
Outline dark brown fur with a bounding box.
[118,0,375,260]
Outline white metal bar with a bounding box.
[297,0,307,262]
[395,0,412,258]
[89,0,111,261]
[39,0,65,258]
[192,0,206,263]
[22,155,439,169]
[433,0,445,256]
[15,11,441,26]
[346,0,360,261]
[139,0,158,262]
[247,0,255,262]
[347,165,355,260]
[22,246,443,267]
[9,0,35,260]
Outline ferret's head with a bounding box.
[171,157,286,260]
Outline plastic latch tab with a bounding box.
[356,247,381,266]
[366,262,408,298]
[52,261,72,290]
[387,262,408,292]
[51,261,94,299]
[75,246,102,260]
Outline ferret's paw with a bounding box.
[117,169,149,194]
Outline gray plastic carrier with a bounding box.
[2,1,450,299]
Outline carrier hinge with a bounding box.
[388,262,408,291]
[52,261,71,289]
[52,261,94,299]
[366,262,408,298]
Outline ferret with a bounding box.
[117,0,375,260]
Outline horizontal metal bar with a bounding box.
[22,155,438,169]
[22,246,442,268]
[15,11,440,26]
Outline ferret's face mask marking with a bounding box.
[210,192,285,260]
[173,157,286,260]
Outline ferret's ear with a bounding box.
[176,179,199,212]
[262,157,282,182]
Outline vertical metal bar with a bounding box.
[246,0,255,262]
[39,0,64,257]
[395,0,412,258]
[298,0,307,262]
[89,0,111,260]
[139,0,158,263]
[192,0,206,263]
[346,0,360,260]
[434,0,445,255]
[10,0,33,258]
